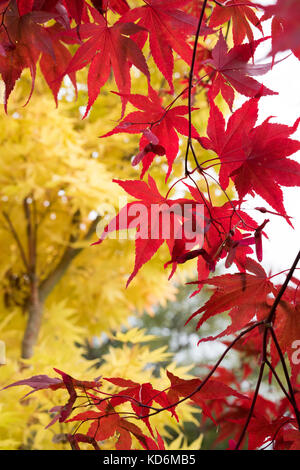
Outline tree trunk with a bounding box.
[20,216,100,359]
[21,276,43,359]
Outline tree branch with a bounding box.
[39,216,100,303]
[23,196,36,275]
[2,210,29,271]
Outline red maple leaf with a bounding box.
[93,175,203,285]
[40,24,77,105]
[198,98,300,220]
[63,6,150,117]
[0,2,60,110]
[186,258,274,341]
[198,97,260,188]
[68,405,133,449]
[105,377,177,436]
[67,401,164,450]
[261,0,300,61]
[63,0,85,23]
[248,415,296,450]
[204,32,276,109]
[166,370,246,423]
[217,393,294,449]
[50,368,102,422]
[1,373,63,398]
[1,367,102,423]
[275,427,300,450]
[119,0,207,93]
[102,88,199,179]
[209,0,263,46]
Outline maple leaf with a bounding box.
[230,119,300,221]
[69,397,166,450]
[275,428,300,450]
[40,25,77,105]
[198,98,300,219]
[102,88,199,179]
[119,0,207,93]
[247,415,295,450]
[261,0,300,61]
[186,258,274,341]
[209,0,263,46]
[1,374,63,398]
[68,403,133,450]
[105,377,177,436]
[166,370,246,423]
[3,368,103,425]
[93,175,203,286]
[1,368,101,417]
[63,6,150,117]
[0,1,60,110]
[217,393,291,449]
[64,0,85,23]
[204,33,277,109]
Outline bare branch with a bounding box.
[2,211,29,271]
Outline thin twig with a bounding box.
[185,0,208,175]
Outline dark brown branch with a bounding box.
[23,197,36,275]
[265,358,292,403]
[235,324,269,449]
[2,211,29,271]
[185,0,208,175]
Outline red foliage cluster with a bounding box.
[2,0,300,450]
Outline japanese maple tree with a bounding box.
[1,0,300,451]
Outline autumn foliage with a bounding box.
[1,0,300,450]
